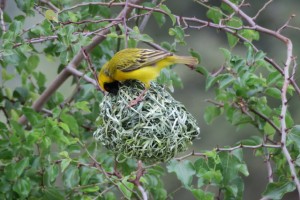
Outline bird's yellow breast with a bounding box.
[114,66,161,88]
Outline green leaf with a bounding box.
[206,7,223,23]
[189,49,201,64]
[26,55,40,73]
[264,122,275,135]
[161,41,173,51]
[59,151,70,159]
[46,121,70,145]
[221,0,241,14]
[240,29,259,42]
[226,32,239,48]
[80,166,97,185]
[82,186,100,193]
[118,178,134,199]
[169,26,186,45]
[262,181,295,199]
[13,87,29,104]
[226,17,243,48]
[129,26,153,43]
[204,106,221,125]
[288,125,300,149]
[196,66,209,77]
[153,12,166,27]
[202,170,223,184]
[59,122,70,134]
[191,188,214,200]
[15,0,35,15]
[4,163,18,180]
[60,112,79,135]
[44,165,59,184]
[219,48,231,62]
[33,71,46,88]
[0,149,13,160]
[45,10,59,22]
[167,160,195,187]
[245,43,254,64]
[9,15,25,37]
[63,166,80,188]
[13,178,31,198]
[22,107,44,126]
[1,68,15,81]
[15,157,29,177]
[265,87,281,99]
[254,51,265,61]
[44,187,65,200]
[205,75,218,90]
[160,5,176,25]
[61,158,71,172]
[67,11,78,22]
[267,71,282,85]
[219,74,235,89]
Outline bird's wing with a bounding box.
[118,49,172,72]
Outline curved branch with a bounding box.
[18,0,144,125]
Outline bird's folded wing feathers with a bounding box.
[119,49,172,72]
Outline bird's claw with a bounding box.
[127,96,144,107]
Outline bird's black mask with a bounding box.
[104,81,120,95]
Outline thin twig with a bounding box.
[290,57,297,81]
[128,160,147,200]
[175,150,207,161]
[277,14,296,33]
[287,25,300,32]
[61,18,122,25]
[81,47,102,91]
[206,99,281,134]
[76,140,124,195]
[138,0,158,31]
[137,185,147,200]
[249,108,281,134]
[263,136,274,183]
[65,66,98,87]
[0,7,5,32]
[40,0,60,12]
[216,143,281,152]
[252,0,273,20]
[123,0,129,48]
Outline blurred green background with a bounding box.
[3,0,300,199]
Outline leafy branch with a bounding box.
[1,0,300,199]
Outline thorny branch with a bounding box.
[176,143,281,161]
[222,0,300,196]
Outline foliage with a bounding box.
[0,0,299,199]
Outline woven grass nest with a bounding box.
[94,81,200,163]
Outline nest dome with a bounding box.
[94,81,200,163]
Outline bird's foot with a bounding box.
[127,89,147,107]
[127,95,145,107]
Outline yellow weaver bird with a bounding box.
[98,48,198,105]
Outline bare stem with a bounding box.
[252,0,273,20]
[263,136,274,183]
[0,7,5,32]
[81,47,102,91]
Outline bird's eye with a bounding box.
[104,82,120,95]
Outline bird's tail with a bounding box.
[171,55,199,68]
